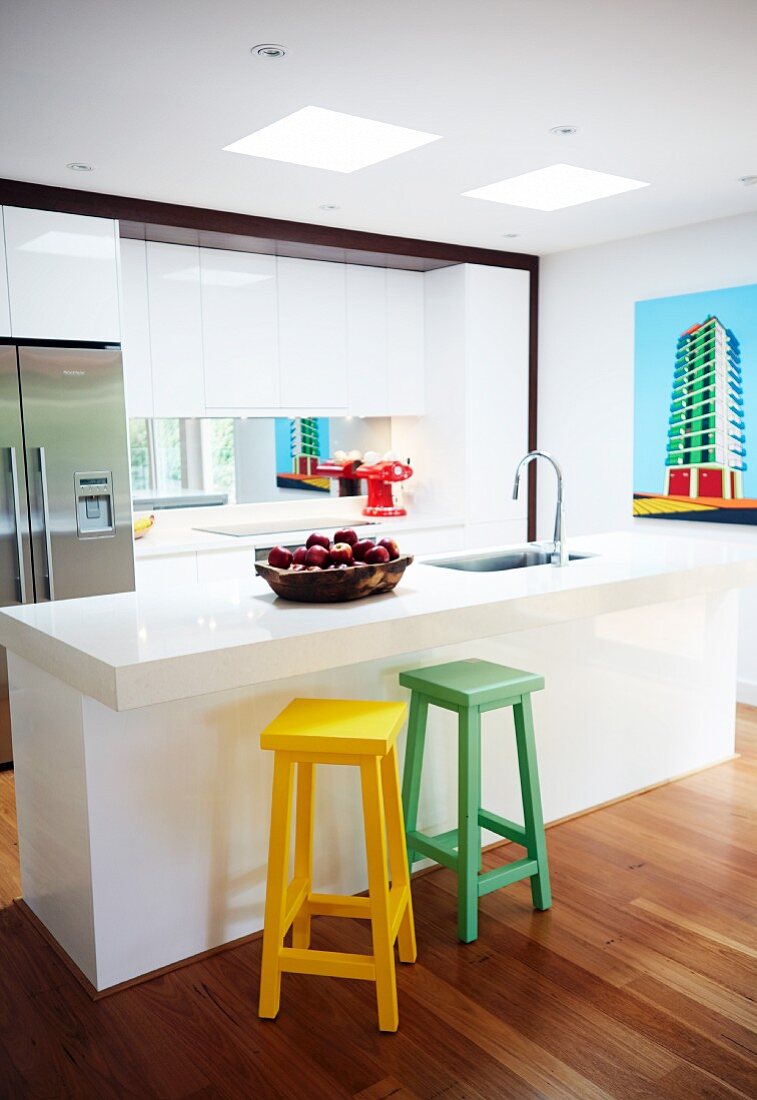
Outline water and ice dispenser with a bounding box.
[74,472,115,538]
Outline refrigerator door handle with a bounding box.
[7,447,28,603]
[37,447,55,601]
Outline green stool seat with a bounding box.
[399,658,551,943]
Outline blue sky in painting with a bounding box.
[634,282,757,498]
[274,417,331,471]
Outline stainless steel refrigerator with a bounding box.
[0,341,136,765]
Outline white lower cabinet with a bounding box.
[4,206,120,341]
[146,242,205,418]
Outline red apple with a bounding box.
[292,546,308,565]
[305,544,330,568]
[306,532,331,550]
[291,563,306,572]
[268,545,293,569]
[377,537,400,561]
[365,545,390,565]
[333,527,358,546]
[352,538,375,562]
[330,542,354,566]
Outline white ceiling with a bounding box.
[3,0,757,255]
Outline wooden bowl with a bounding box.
[255,555,414,603]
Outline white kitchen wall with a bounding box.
[539,209,757,702]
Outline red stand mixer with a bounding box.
[315,457,413,517]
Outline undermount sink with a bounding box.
[426,546,595,573]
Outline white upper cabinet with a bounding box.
[346,265,425,417]
[119,238,153,418]
[0,211,11,336]
[386,269,424,416]
[276,257,348,410]
[117,241,427,420]
[464,265,529,525]
[145,242,205,418]
[201,249,278,410]
[3,207,120,341]
[346,264,388,416]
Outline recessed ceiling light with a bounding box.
[463,163,649,211]
[66,162,93,172]
[223,106,441,173]
[739,175,757,186]
[549,125,578,136]
[319,203,340,211]
[251,43,287,59]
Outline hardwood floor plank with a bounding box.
[0,707,754,1098]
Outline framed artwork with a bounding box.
[634,282,756,524]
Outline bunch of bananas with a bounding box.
[133,514,155,538]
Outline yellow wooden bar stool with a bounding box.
[258,698,416,1033]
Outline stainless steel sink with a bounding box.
[425,546,595,573]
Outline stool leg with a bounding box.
[292,762,315,950]
[259,752,295,1019]
[360,756,399,1032]
[401,692,429,868]
[513,695,552,911]
[458,705,482,943]
[381,744,417,965]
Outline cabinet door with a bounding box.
[0,211,11,336]
[4,207,120,341]
[201,249,278,409]
[146,242,205,418]
[346,264,387,416]
[119,238,153,418]
[387,269,424,415]
[277,257,347,410]
[464,265,529,526]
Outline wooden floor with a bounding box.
[0,712,755,1099]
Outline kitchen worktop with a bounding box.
[132,497,463,558]
[2,532,756,712]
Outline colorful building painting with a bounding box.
[664,315,746,500]
[275,416,331,492]
[634,283,757,525]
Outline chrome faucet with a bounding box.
[512,450,568,566]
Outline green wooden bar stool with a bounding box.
[399,658,551,943]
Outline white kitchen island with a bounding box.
[1,531,755,994]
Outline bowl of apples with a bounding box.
[255,529,413,603]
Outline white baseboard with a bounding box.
[737,679,757,706]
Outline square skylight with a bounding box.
[462,163,649,211]
[223,106,441,173]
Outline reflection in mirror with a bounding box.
[129,417,392,510]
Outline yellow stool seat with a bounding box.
[260,698,407,756]
[258,697,416,1033]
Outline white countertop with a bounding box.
[133,498,463,558]
[2,532,756,712]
